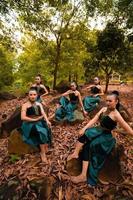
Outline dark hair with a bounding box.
[94,77,100,85]
[112,90,119,96]
[108,92,120,110]
[37,74,41,78]
[35,74,42,84]
[70,81,78,89]
[29,87,38,93]
[111,90,120,110]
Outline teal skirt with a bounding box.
[21,120,52,147]
[55,96,77,122]
[83,127,116,186]
[83,96,100,113]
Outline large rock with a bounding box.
[66,145,124,184]
[73,110,84,123]
[55,80,70,93]
[1,106,22,135]
[118,104,132,122]
[0,176,56,200]
[8,129,38,155]
[99,145,124,184]
[0,177,20,200]
[66,158,82,176]
[0,92,17,100]
[89,100,106,119]
[53,109,84,126]
[30,176,56,200]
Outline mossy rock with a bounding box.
[66,158,82,176]
[0,177,20,200]
[99,145,124,184]
[73,110,84,122]
[1,106,22,135]
[8,129,38,155]
[30,176,56,200]
[53,110,84,126]
[55,80,70,93]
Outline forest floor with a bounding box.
[0,84,133,200]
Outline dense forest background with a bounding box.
[0,0,133,94]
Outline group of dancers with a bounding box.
[3,74,133,186]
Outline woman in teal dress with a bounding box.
[21,88,52,163]
[1,75,49,136]
[67,93,133,186]
[55,82,87,122]
[83,77,104,114]
[112,90,132,122]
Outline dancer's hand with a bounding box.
[33,115,43,121]
[83,110,88,116]
[41,101,46,107]
[47,120,51,128]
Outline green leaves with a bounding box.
[9,154,21,163]
[0,45,14,89]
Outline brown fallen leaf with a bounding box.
[81,193,96,200]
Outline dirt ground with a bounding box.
[0,84,133,200]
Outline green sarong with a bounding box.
[55,96,77,122]
[84,127,116,186]
[83,96,101,113]
[21,120,52,147]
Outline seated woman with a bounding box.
[21,88,52,163]
[67,93,133,186]
[54,82,87,122]
[112,90,132,122]
[83,77,104,114]
[1,75,49,135]
[30,74,49,106]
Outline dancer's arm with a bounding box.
[39,103,51,128]
[40,85,49,97]
[21,104,43,122]
[94,86,104,97]
[77,92,87,115]
[115,111,133,136]
[79,107,107,135]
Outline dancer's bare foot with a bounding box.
[40,152,48,163]
[44,144,48,153]
[71,174,86,183]
[67,153,78,161]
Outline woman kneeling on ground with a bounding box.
[67,92,133,186]
[54,82,87,122]
[21,88,52,163]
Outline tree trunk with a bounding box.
[68,71,71,82]
[105,73,110,93]
[73,73,78,83]
[53,63,58,90]
[53,39,61,90]
[75,73,78,83]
